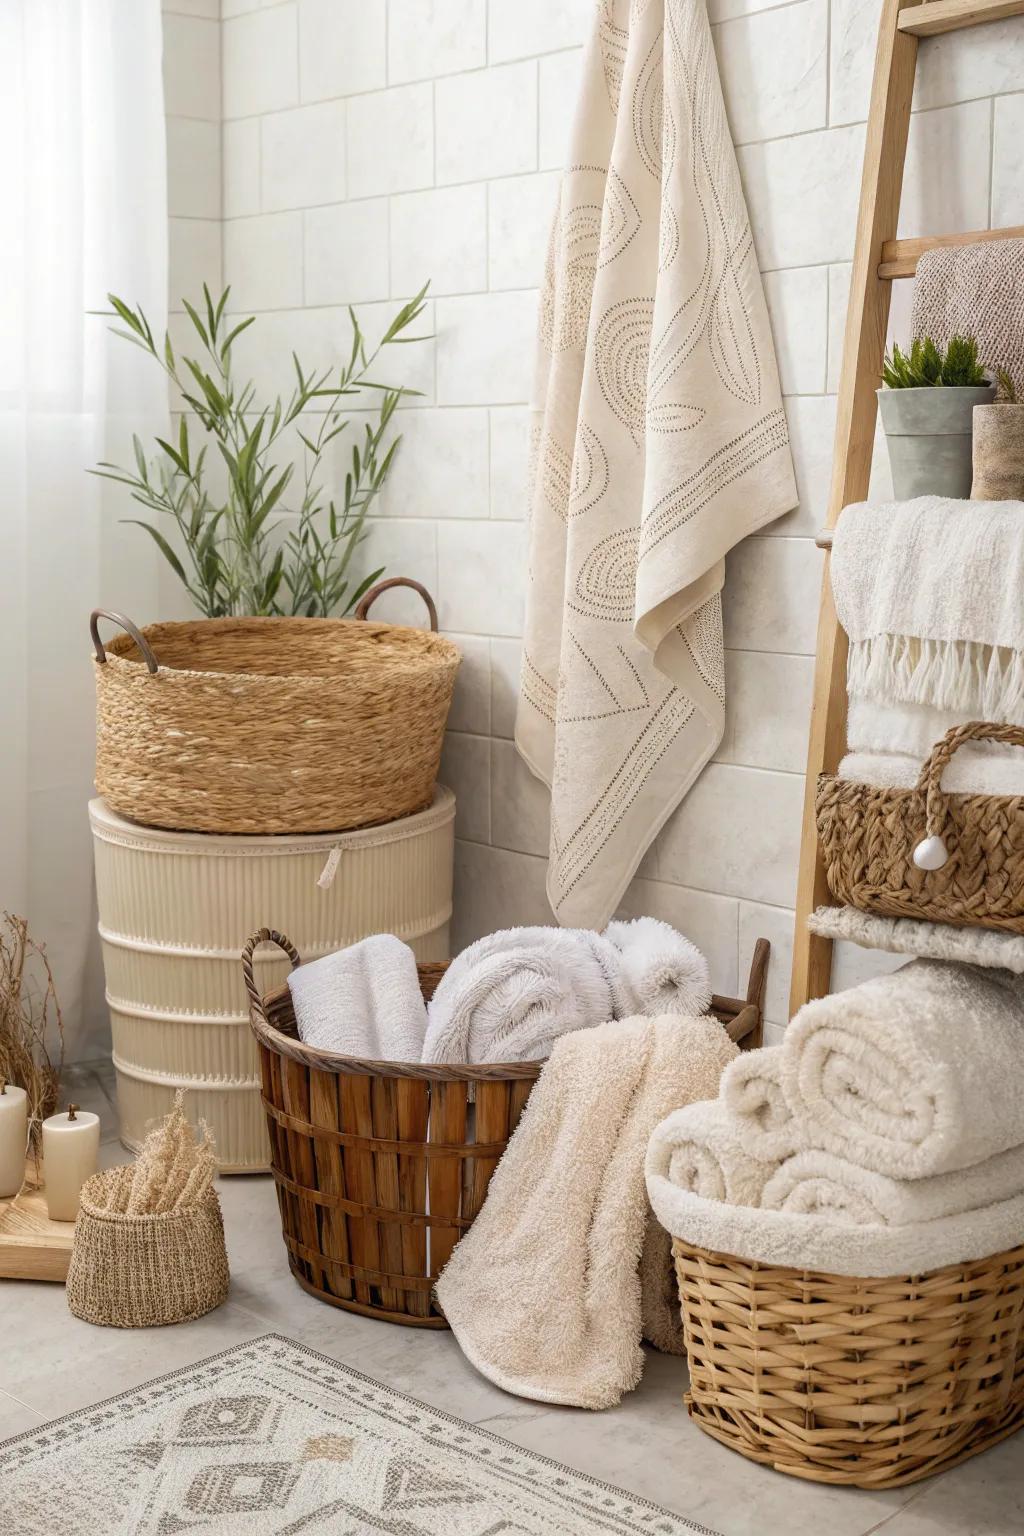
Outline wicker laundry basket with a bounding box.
[91,790,455,1173]
[91,578,460,835]
[66,1166,230,1328]
[817,721,1024,932]
[673,1237,1024,1488]
[246,931,771,1328]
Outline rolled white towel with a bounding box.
[603,917,711,1017]
[287,934,427,1061]
[650,1099,777,1207]
[422,927,622,1064]
[762,1143,1024,1228]
[782,959,1024,1177]
[719,1046,798,1162]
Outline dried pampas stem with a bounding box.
[0,913,64,1166]
[125,1091,217,1215]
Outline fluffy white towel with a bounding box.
[831,497,1024,724]
[604,917,712,1017]
[762,1143,1024,1228]
[287,934,427,1061]
[719,1046,797,1162]
[782,960,1024,1178]
[646,1165,1024,1279]
[421,927,626,1064]
[808,904,1024,974]
[846,695,1024,759]
[839,749,1024,797]
[648,1099,776,1206]
[436,1015,737,1408]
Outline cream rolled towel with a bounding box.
[649,1098,776,1206]
[422,927,626,1064]
[435,1014,737,1409]
[603,918,712,1017]
[286,934,427,1061]
[763,1143,1024,1227]
[719,1046,798,1162]
[782,960,1024,1177]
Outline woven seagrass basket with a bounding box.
[673,1237,1024,1489]
[66,1165,230,1328]
[90,578,460,835]
[817,721,1024,932]
[245,929,771,1328]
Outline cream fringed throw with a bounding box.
[516,0,796,927]
[435,1015,736,1409]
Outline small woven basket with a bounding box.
[66,1165,230,1328]
[673,1237,1024,1488]
[91,578,460,836]
[817,721,1024,932]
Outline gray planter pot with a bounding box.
[971,404,1024,501]
[877,384,995,500]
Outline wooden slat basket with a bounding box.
[244,928,770,1328]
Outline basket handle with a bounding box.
[90,609,159,675]
[354,577,438,632]
[242,928,302,1023]
[912,721,1024,871]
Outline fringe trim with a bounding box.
[848,635,1024,726]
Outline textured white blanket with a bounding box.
[808,904,1024,974]
[436,1015,736,1408]
[838,748,1024,796]
[831,497,1024,724]
[287,935,427,1062]
[782,960,1024,1177]
[516,0,796,927]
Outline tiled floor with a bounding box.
[2,1062,1022,1535]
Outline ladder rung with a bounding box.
[899,0,1024,37]
[878,224,1024,278]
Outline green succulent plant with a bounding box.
[93,282,429,619]
[881,333,988,390]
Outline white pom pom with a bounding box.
[913,835,949,871]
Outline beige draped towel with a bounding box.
[517,0,797,926]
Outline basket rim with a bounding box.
[78,1165,221,1225]
[248,995,545,1082]
[671,1233,1024,1285]
[96,614,461,686]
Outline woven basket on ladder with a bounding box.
[244,929,771,1328]
[91,578,460,836]
[817,721,1024,932]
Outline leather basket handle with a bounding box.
[354,577,438,632]
[242,928,302,1022]
[90,609,159,675]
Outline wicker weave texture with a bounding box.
[816,722,1024,933]
[93,611,460,835]
[66,1167,230,1327]
[673,1238,1024,1488]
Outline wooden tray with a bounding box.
[0,1163,75,1282]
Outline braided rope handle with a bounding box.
[918,721,1024,833]
[242,928,302,1023]
[355,577,438,632]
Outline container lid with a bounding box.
[89,785,455,856]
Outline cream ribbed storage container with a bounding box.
[90,789,455,1172]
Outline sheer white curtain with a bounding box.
[0,0,168,1059]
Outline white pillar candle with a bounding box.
[42,1104,100,1222]
[0,1082,28,1198]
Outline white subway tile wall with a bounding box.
[158,0,1022,1029]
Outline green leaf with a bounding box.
[183,300,210,348]
[123,519,189,583]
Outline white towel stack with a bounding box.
[646,958,1024,1276]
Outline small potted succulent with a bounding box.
[877,334,994,499]
[971,368,1024,501]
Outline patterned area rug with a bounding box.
[0,1334,715,1534]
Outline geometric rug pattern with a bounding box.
[0,1334,717,1534]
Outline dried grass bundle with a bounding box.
[124,1091,217,1215]
[0,913,64,1159]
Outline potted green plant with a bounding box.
[971,367,1024,501]
[94,283,429,616]
[877,334,994,500]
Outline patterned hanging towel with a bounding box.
[516,0,797,927]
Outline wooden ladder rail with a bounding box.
[789,0,1024,1019]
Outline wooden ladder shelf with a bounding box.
[789,0,1024,1017]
